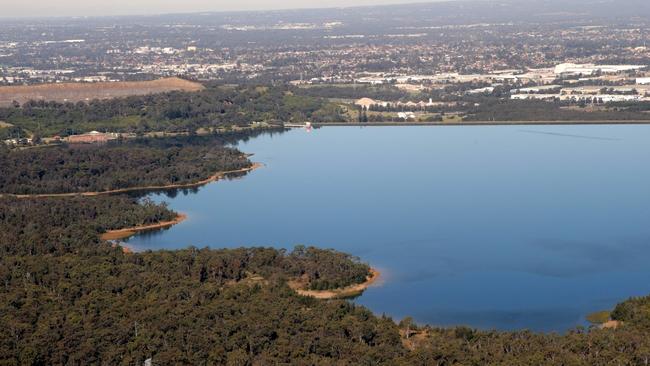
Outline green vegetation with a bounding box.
[0,136,250,195]
[400,322,650,364]
[0,247,396,365]
[287,245,370,290]
[0,125,25,140]
[466,99,650,121]
[0,196,176,256]
[587,311,612,324]
[0,85,347,137]
[1,152,389,364]
[612,296,650,328]
[0,193,383,364]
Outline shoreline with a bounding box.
[289,268,381,299]
[97,162,263,249]
[101,213,188,241]
[1,163,263,199]
[311,120,650,127]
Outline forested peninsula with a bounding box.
[0,135,254,195]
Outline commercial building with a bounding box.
[554,63,646,76]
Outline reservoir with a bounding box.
[127,125,650,332]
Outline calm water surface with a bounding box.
[127,126,650,332]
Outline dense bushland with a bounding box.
[0,196,176,256]
[0,137,251,195]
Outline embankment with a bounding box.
[101,213,188,241]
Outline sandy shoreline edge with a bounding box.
[98,162,263,251]
[101,213,188,241]
[289,268,381,299]
[1,162,263,199]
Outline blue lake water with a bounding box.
[127,125,650,332]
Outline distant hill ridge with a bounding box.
[0,77,204,107]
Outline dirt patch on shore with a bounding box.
[111,242,134,254]
[101,213,188,241]
[601,320,622,329]
[401,330,430,351]
[289,269,381,299]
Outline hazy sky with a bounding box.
[2,0,450,18]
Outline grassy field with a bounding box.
[6,114,179,137]
[0,77,204,107]
[587,311,612,324]
[442,114,464,123]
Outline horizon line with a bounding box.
[0,0,486,21]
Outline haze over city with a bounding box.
[2,0,458,18]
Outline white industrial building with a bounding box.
[466,87,495,95]
[511,93,644,103]
[511,85,562,94]
[511,94,559,101]
[554,63,646,76]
